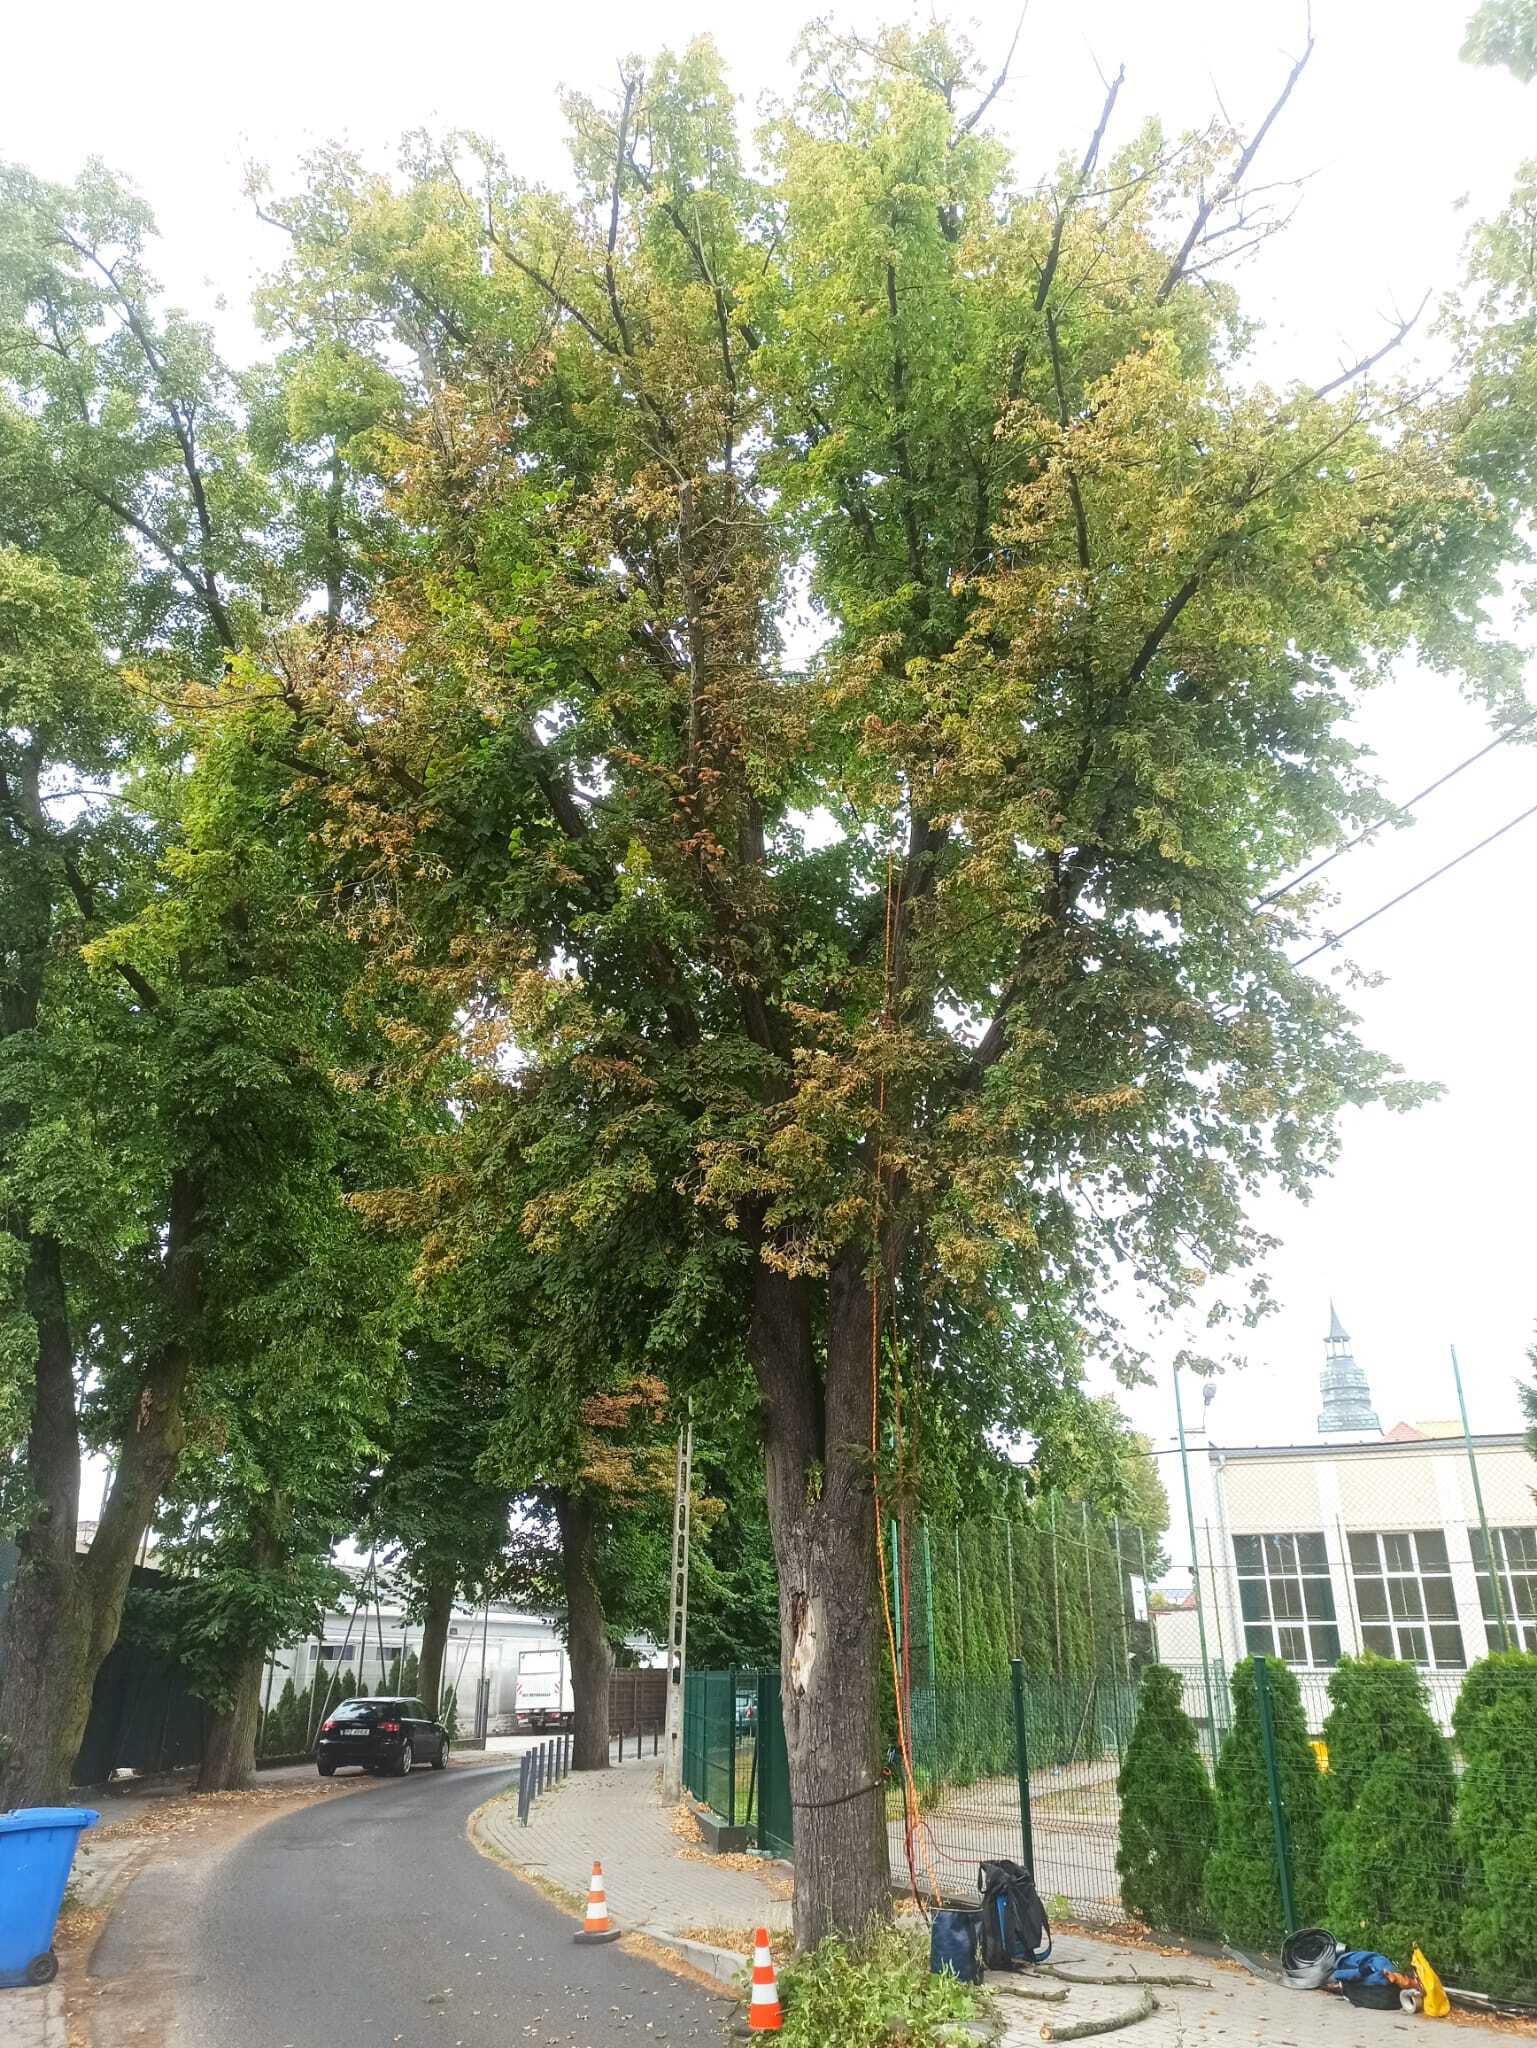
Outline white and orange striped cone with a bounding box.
[747,1927,782,2032]
[572,1858,622,1945]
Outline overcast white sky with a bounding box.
[8,0,1534,1487]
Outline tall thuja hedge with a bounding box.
[259,1678,298,1757]
[1204,1658,1324,1946]
[1116,1664,1215,1935]
[1322,1657,1461,1967]
[1454,1651,1537,1997]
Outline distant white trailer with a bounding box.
[513,1645,574,1730]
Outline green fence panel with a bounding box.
[756,1667,793,1857]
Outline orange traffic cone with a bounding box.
[747,1927,782,2031]
[572,1858,621,1945]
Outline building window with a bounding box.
[1469,1527,1537,1653]
[1348,1530,1464,1668]
[1234,1533,1340,1667]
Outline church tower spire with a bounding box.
[1318,1303,1381,1434]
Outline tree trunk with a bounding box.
[557,1490,613,1772]
[197,1507,284,1792]
[0,1179,196,1807]
[751,1249,892,1949]
[416,1570,455,1725]
[0,1234,97,1806]
[197,1642,266,1791]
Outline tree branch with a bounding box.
[603,71,641,358]
[1036,65,1125,310]
[1045,308,1091,570]
[1311,292,1430,401]
[1156,28,1314,305]
[953,8,1029,142]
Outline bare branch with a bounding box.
[1156,28,1314,306]
[1035,66,1125,310]
[953,7,1029,143]
[1310,292,1431,401]
[603,70,641,357]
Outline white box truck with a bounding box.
[514,1647,574,1730]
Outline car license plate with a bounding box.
[342,1728,368,1737]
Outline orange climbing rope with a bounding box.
[870,851,942,1914]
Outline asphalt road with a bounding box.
[90,1764,725,2047]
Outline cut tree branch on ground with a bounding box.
[991,1978,1070,2003]
[1045,1967,1209,1988]
[1040,1988,1158,2040]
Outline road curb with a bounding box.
[636,1927,749,1990]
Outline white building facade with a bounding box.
[1154,1313,1536,1725]
[263,1587,569,1736]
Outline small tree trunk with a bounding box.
[557,1490,613,1772]
[197,1644,266,1791]
[416,1571,455,1724]
[753,1250,892,1949]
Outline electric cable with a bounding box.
[1256,703,1537,910]
[1293,796,1537,966]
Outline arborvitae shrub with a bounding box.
[262,1678,299,1756]
[1203,1657,1324,1947]
[1454,1651,1537,1998]
[1321,1656,1460,1968]
[1116,1664,1215,1935]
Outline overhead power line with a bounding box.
[1256,702,1537,910]
[1292,796,1537,967]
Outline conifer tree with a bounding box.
[1322,1657,1461,1967]
[1454,1651,1537,1997]
[1117,1664,1215,1935]
[1204,1659,1324,1946]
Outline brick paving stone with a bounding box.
[0,1981,64,2048]
[996,1933,1428,2048]
[473,1751,793,1936]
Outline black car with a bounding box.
[315,1696,450,1777]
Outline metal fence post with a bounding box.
[1010,1657,1036,1879]
[1251,1656,1296,1937]
[518,1751,532,1826]
[727,1668,737,1829]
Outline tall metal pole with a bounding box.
[1252,1656,1297,1937]
[1112,1517,1132,1681]
[661,1408,694,1800]
[476,1595,491,1738]
[1452,1344,1510,1652]
[1174,1365,1220,1760]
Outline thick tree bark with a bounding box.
[197,1507,284,1792]
[416,1570,455,1725]
[557,1490,613,1772]
[196,1642,266,1791]
[0,1233,92,1804]
[0,1177,197,1807]
[751,1248,892,1949]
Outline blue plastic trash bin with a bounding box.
[0,1807,98,1989]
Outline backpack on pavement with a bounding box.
[976,1859,1052,1971]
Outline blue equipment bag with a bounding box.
[930,1909,982,1984]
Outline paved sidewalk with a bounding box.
[474,1761,1497,2047]
[993,1936,1438,2048]
[473,1752,794,1937]
[0,1982,63,2048]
